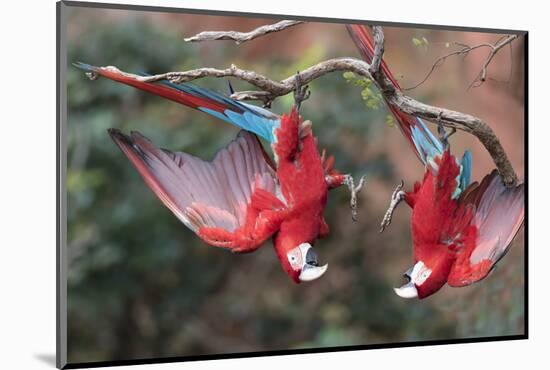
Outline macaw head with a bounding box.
[394,251,454,299]
[273,231,328,283]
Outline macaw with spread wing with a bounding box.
[76,63,359,283]
[346,25,525,299]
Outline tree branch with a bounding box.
[89,28,520,186]
[134,58,370,106]
[184,20,304,45]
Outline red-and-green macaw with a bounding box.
[75,63,354,283]
[346,25,525,299]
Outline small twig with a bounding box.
[404,34,518,91]
[468,34,518,89]
[344,175,366,222]
[184,20,304,45]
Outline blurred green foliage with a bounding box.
[66,8,525,364]
[412,36,430,48]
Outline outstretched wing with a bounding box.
[109,129,286,252]
[448,171,524,286]
[75,62,280,142]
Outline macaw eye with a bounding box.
[416,268,432,285]
[287,249,303,270]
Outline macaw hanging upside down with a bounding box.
[347,24,525,299]
[75,63,365,283]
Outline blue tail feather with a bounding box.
[460,150,472,191]
[410,117,444,166]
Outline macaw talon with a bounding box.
[344,174,367,222]
[380,180,405,233]
[293,71,311,110]
[227,80,235,95]
[85,71,99,81]
[437,120,456,150]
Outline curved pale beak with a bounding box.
[300,263,328,282]
[394,282,418,298]
[297,243,328,282]
[394,266,418,299]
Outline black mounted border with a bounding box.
[56,1,529,369]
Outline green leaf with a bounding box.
[386,114,395,128]
[343,71,356,80]
[412,36,429,48]
[361,87,372,98]
[342,73,383,111]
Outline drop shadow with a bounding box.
[34,353,57,367]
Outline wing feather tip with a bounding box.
[108,128,132,147]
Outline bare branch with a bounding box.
[89,31,520,185]
[135,58,370,107]
[405,34,518,90]
[184,20,304,45]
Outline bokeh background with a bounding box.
[65,6,525,364]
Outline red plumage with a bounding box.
[346,25,525,298]
[109,107,335,283]
[402,151,524,298]
[271,109,330,282]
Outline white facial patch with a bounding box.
[410,261,432,286]
[287,247,303,270]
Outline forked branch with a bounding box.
[405,34,518,91]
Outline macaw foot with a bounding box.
[437,120,457,150]
[344,174,367,222]
[293,72,311,110]
[380,180,405,233]
[84,71,99,81]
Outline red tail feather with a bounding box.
[92,67,228,113]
